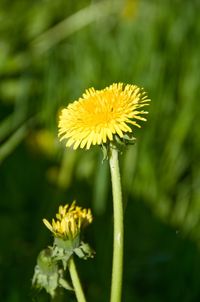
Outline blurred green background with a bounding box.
[1,0,200,301]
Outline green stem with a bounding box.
[109,147,124,302]
[68,256,87,302]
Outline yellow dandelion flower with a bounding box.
[58,83,150,150]
[43,201,93,240]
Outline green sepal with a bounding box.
[52,236,80,269]
[101,143,109,161]
[32,248,72,297]
[114,133,136,147]
[36,248,58,275]
[101,133,136,159]
[51,245,72,269]
[32,266,58,297]
[107,133,136,154]
[122,133,136,145]
[59,277,74,291]
[74,241,95,260]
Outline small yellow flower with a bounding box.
[58,83,150,150]
[43,201,93,240]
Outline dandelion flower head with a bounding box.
[58,83,150,150]
[43,201,93,240]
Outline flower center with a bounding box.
[81,94,122,127]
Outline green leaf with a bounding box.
[74,242,95,260]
